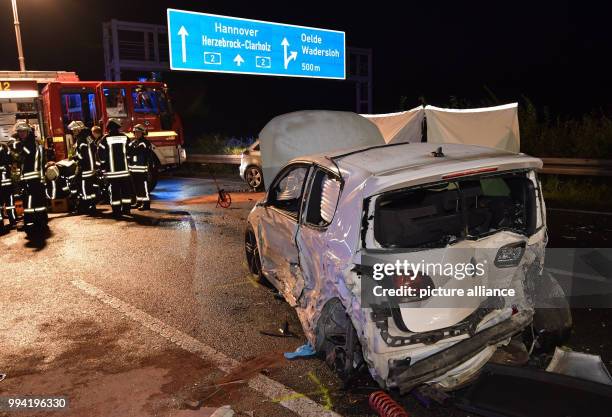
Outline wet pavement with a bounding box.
[1,175,611,417]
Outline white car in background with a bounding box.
[245,111,568,392]
[239,140,264,190]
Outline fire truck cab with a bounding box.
[41,80,186,183]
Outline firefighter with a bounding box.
[0,142,17,230]
[128,124,152,211]
[69,121,98,214]
[90,125,105,201]
[11,122,48,234]
[91,125,103,145]
[97,118,133,218]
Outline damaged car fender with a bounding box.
[246,128,552,391]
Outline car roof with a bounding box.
[292,142,516,173]
[287,142,542,196]
[335,142,517,175]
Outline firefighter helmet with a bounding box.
[45,164,60,181]
[133,124,148,135]
[67,120,86,131]
[106,118,122,129]
[13,121,32,133]
[91,125,102,135]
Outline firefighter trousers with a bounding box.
[78,175,97,211]
[132,172,150,205]
[107,176,133,214]
[0,184,17,226]
[23,180,48,229]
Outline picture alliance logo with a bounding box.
[372,259,487,281]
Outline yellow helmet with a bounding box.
[14,121,32,133]
[67,120,86,131]
[133,124,148,136]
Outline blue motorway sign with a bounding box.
[167,9,345,79]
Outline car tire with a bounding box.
[245,226,266,283]
[245,165,264,191]
[315,299,366,386]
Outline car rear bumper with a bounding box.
[387,310,533,394]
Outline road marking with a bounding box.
[71,279,340,417]
[273,372,333,410]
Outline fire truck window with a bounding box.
[60,92,97,128]
[88,93,98,126]
[132,88,166,114]
[61,93,84,123]
[104,88,127,118]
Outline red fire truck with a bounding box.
[0,71,186,187]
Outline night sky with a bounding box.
[0,0,609,138]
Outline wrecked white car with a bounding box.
[245,110,552,393]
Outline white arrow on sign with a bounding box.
[281,38,298,69]
[233,54,244,67]
[178,26,189,63]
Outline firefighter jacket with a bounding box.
[74,130,99,178]
[98,133,130,179]
[128,137,152,173]
[0,143,14,187]
[12,133,45,182]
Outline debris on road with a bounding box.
[369,390,409,417]
[259,320,297,338]
[546,346,612,385]
[284,343,317,360]
[180,192,265,205]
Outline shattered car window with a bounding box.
[305,169,341,227]
[269,166,309,215]
[372,171,537,248]
[321,177,341,223]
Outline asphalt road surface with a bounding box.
[1,176,610,417]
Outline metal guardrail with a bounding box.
[188,154,612,176]
[188,154,242,165]
[539,158,612,176]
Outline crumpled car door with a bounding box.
[294,169,343,306]
[259,209,301,302]
[257,164,310,305]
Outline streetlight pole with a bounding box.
[11,0,26,71]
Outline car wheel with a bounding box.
[315,299,366,386]
[245,226,266,283]
[245,166,264,191]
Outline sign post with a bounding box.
[167,9,345,79]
